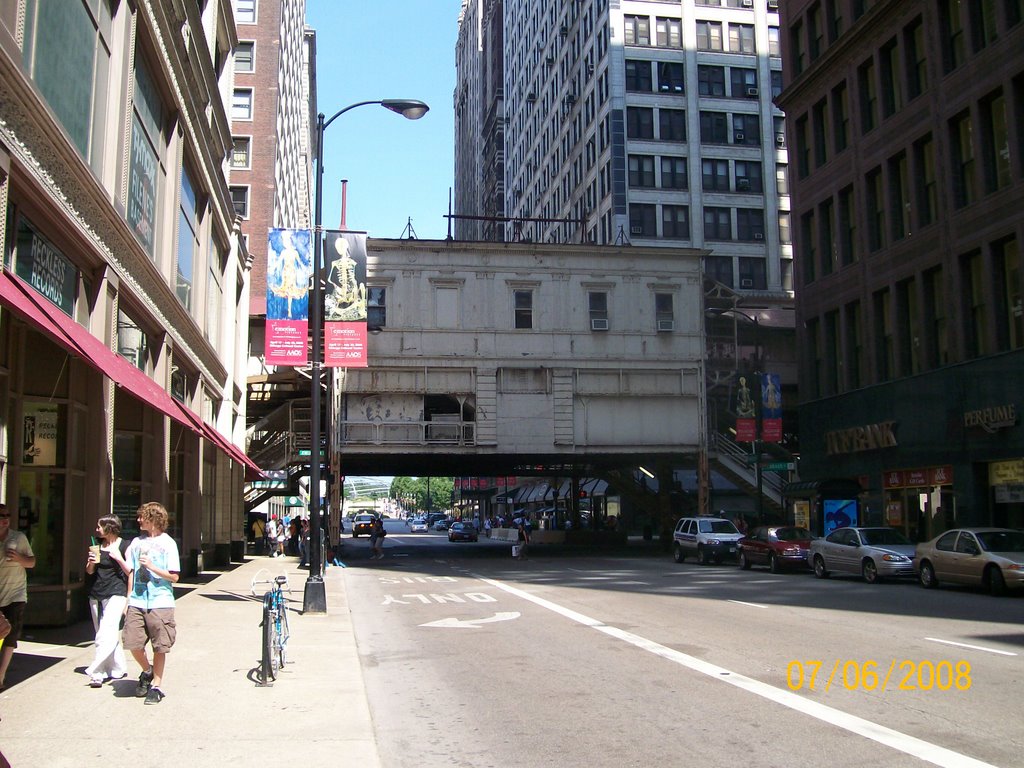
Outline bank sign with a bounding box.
[15,219,77,316]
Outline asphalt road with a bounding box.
[341,526,1023,768]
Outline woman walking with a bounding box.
[369,517,386,559]
[84,515,131,687]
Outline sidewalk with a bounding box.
[0,556,379,768]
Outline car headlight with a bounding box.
[707,538,721,546]
[881,553,910,562]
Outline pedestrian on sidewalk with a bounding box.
[84,515,131,688]
[0,503,35,691]
[369,517,386,559]
[265,517,278,556]
[515,519,530,560]
[124,502,180,705]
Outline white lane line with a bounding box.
[728,599,769,609]
[925,637,1018,657]
[476,574,997,768]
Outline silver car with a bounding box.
[809,526,916,583]
[915,528,1024,596]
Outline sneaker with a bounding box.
[89,677,104,688]
[144,687,165,705]
[135,668,154,697]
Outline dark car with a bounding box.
[434,518,453,531]
[738,526,813,572]
[448,521,479,542]
[351,514,375,538]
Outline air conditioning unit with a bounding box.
[742,0,753,7]
[734,132,745,142]
[737,178,751,191]
[746,87,759,97]
[768,0,779,8]
[630,225,644,234]
[740,278,754,288]
[657,319,674,332]
[754,232,764,240]
[591,318,609,331]
[775,132,786,146]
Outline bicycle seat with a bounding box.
[275,575,288,585]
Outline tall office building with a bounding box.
[456,0,791,299]
[232,0,316,459]
[0,0,252,621]
[777,0,1024,537]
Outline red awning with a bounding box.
[1,270,265,477]
[0,270,198,431]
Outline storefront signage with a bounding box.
[963,404,1017,433]
[989,459,1024,485]
[825,421,897,455]
[15,220,77,316]
[883,465,953,489]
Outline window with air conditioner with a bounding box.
[589,291,609,331]
[746,87,759,97]
[736,178,751,191]
[734,132,745,142]
[655,292,674,331]
[740,278,754,287]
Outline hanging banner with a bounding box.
[265,228,312,366]
[735,374,757,442]
[323,231,368,367]
[761,372,783,442]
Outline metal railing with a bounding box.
[710,432,786,505]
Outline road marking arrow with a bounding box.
[419,611,520,629]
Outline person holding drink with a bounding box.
[124,502,180,705]
[0,502,35,691]
[84,515,131,688]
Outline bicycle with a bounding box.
[251,570,291,686]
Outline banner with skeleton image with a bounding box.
[323,231,368,367]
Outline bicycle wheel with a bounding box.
[275,592,289,669]
[260,600,276,683]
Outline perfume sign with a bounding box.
[963,404,1017,434]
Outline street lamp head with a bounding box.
[381,99,430,120]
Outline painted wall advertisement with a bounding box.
[265,228,312,366]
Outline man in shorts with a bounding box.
[124,502,180,705]
[0,502,36,690]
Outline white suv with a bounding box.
[673,516,744,565]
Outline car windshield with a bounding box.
[976,530,1024,552]
[356,515,374,522]
[699,519,740,534]
[775,527,811,541]
[860,528,912,546]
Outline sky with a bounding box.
[306,1,463,241]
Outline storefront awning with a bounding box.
[0,270,198,429]
[783,478,863,498]
[0,270,263,477]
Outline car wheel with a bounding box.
[699,545,712,565]
[739,551,752,570]
[862,559,879,584]
[986,565,1007,596]
[919,560,938,589]
[352,533,358,538]
[673,543,685,564]
[813,555,829,579]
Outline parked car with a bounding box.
[351,514,375,538]
[410,518,428,533]
[425,512,448,527]
[915,528,1024,595]
[809,526,916,583]
[672,516,744,564]
[448,521,479,542]
[434,518,453,531]
[738,526,813,572]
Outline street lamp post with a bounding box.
[304,99,429,614]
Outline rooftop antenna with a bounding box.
[400,217,418,239]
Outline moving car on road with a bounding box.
[809,526,915,583]
[351,514,376,538]
[448,521,479,542]
[915,528,1024,595]
[410,518,429,533]
[673,516,744,565]
[738,526,813,572]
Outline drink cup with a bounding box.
[89,544,101,562]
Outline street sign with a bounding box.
[765,461,796,471]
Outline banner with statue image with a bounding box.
[265,228,312,366]
[323,231,368,368]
